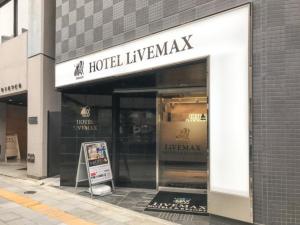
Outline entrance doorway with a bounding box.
[115,93,156,188]
[0,93,27,178]
[158,94,208,193]
[0,93,27,163]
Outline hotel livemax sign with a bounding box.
[56,5,252,223]
[55,5,250,89]
[71,35,193,81]
[88,35,193,75]
[59,34,193,85]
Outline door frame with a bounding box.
[156,88,208,194]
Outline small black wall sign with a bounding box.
[28,117,38,124]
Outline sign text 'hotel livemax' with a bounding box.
[90,35,191,74]
[73,35,193,81]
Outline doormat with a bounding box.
[145,191,207,215]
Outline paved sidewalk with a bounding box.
[0,175,177,225]
[0,161,27,179]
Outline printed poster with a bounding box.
[84,142,112,184]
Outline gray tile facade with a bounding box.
[55,0,300,225]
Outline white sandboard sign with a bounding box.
[5,134,21,162]
[75,141,114,197]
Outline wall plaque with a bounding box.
[28,117,38,124]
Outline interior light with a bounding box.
[186,113,203,122]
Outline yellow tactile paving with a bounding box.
[0,188,97,225]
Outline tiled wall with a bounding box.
[60,94,113,185]
[55,0,300,224]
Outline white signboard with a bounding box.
[5,134,21,161]
[75,141,114,197]
[55,5,249,89]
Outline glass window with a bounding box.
[17,0,28,34]
[159,96,208,190]
[0,0,14,42]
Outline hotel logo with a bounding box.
[80,106,90,118]
[176,128,190,141]
[74,60,84,79]
[74,106,97,131]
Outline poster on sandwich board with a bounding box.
[75,141,114,197]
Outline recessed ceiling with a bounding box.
[0,93,27,106]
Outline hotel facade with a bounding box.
[54,0,300,224]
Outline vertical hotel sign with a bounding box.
[57,5,251,223]
[73,106,97,131]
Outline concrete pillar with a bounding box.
[27,56,60,178]
[26,0,60,178]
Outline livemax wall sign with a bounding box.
[55,5,249,88]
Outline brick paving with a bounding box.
[61,186,209,225]
[0,175,176,225]
[0,165,209,224]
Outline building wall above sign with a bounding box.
[0,33,27,97]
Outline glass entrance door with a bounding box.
[158,96,208,192]
[116,94,156,188]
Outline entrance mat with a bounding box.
[145,191,207,215]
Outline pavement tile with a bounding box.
[0,212,21,222]
[31,215,61,225]
[39,199,62,206]
[0,175,177,225]
[0,198,7,204]
[0,202,20,209]
[84,214,110,224]
[0,202,24,209]
[118,202,136,208]
[54,203,77,212]
[6,218,36,225]
[11,208,42,220]
[76,202,98,211]
[97,219,126,225]
[69,207,92,217]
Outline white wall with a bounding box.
[0,33,28,98]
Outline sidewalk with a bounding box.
[0,175,177,225]
[0,161,27,179]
